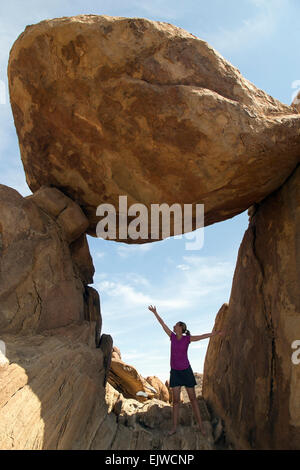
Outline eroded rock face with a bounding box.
[292,90,300,112]
[0,323,106,450]
[0,185,95,334]
[108,355,168,403]
[8,15,300,241]
[0,322,216,450]
[104,381,215,450]
[202,164,300,450]
[146,376,170,402]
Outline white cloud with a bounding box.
[95,253,235,328]
[124,272,151,288]
[116,242,154,258]
[176,264,190,271]
[97,280,152,305]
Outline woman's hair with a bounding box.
[179,321,190,336]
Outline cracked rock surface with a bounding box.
[8,15,300,240]
[0,322,217,450]
[203,164,300,450]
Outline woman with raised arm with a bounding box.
[148,304,224,437]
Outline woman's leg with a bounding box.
[168,386,181,435]
[185,386,206,436]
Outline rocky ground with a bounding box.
[104,373,228,450]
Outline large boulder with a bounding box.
[8,15,300,241]
[202,163,300,450]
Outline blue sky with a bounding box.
[0,0,299,383]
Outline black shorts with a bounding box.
[169,364,197,388]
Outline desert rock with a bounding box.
[0,185,95,334]
[0,322,215,450]
[146,376,170,402]
[8,15,300,241]
[203,163,300,450]
[108,356,162,402]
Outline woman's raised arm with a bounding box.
[148,305,172,337]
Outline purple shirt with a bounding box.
[170,331,191,370]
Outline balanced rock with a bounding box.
[8,15,300,241]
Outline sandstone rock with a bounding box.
[98,333,113,387]
[108,357,155,402]
[0,322,107,449]
[83,286,100,322]
[145,375,170,402]
[292,89,300,112]
[105,380,215,449]
[0,321,216,450]
[112,346,121,360]
[83,286,102,349]
[105,381,122,414]
[203,163,300,450]
[8,15,300,241]
[70,233,95,284]
[27,185,69,217]
[0,185,94,334]
[27,186,89,243]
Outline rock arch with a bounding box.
[0,15,299,449]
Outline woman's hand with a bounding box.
[148,305,157,314]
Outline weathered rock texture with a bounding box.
[108,355,168,403]
[145,375,170,402]
[8,15,300,241]
[104,381,215,450]
[203,163,300,450]
[292,90,300,112]
[0,323,106,449]
[0,180,220,450]
[0,321,216,450]
[2,13,300,451]
[0,184,96,334]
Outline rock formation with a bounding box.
[0,184,96,334]
[0,322,216,450]
[1,13,299,450]
[7,15,300,241]
[145,376,170,402]
[104,381,216,450]
[0,183,217,450]
[292,89,300,112]
[203,163,300,450]
[108,351,169,403]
